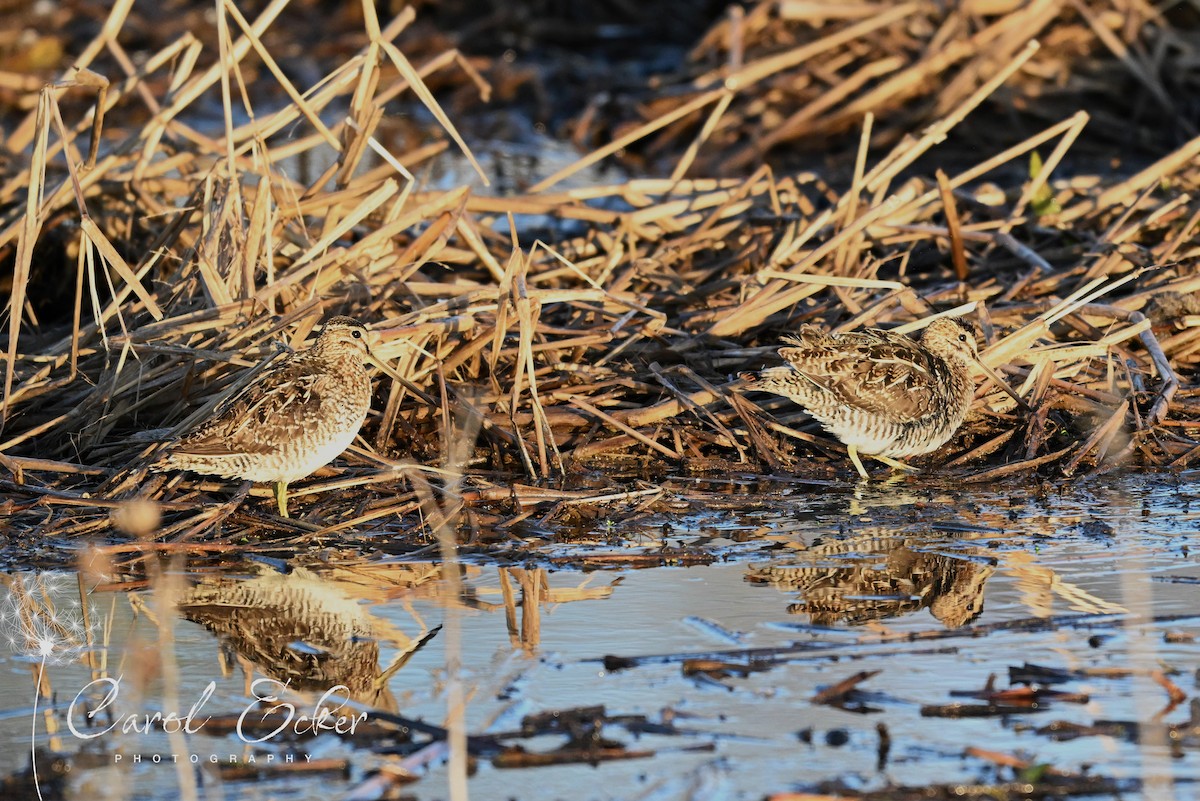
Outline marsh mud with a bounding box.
[1,472,1198,800]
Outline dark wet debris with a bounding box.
[681,658,772,681]
[1,749,70,801]
[592,610,1200,675]
[217,758,350,782]
[491,744,656,769]
[777,744,1169,799]
[1036,719,1142,743]
[921,702,1051,719]
[194,699,719,778]
[810,669,881,708]
[1009,663,1078,686]
[1076,519,1117,538]
[778,774,1143,801]
[949,674,1090,707]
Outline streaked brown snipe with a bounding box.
[157,316,373,517]
[741,317,1023,479]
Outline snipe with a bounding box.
[741,317,1022,479]
[157,316,373,516]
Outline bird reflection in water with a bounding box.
[746,533,996,629]
[178,564,441,711]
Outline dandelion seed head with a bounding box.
[0,573,101,665]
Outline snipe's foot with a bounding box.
[846,446,920,480]
[871,454,919,473]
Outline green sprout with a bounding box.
[1029,151,1061,217]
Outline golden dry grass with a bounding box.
[0,0,1196,545]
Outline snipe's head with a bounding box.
[920,316,1033,412]
[312,316,371,360]
[919,317,977,364]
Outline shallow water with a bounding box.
[1,472,1198,800]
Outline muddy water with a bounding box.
[1,473,1198,800]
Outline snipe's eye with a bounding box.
[958,333,967,342]
[352,330,363,339]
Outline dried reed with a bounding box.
[0,0,1195,547]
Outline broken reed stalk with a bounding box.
[409,397,482,801]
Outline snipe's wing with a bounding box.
[777,327,943,423]
[169,356,334,456]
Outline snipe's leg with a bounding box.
[871,454,919,473]
[846,445,870,480]
[273,481,290,517]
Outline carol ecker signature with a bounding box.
[70,676,368,747]
[3,575,365,800]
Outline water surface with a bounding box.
[1,473,1197,800]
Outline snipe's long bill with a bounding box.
[741,317,1027,480]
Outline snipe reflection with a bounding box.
[178,564,438,710]
[746,532,995,628]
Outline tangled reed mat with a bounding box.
[0,0,1197,553]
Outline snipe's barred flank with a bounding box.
[155,316,373,517]
[740,317,1023,479]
